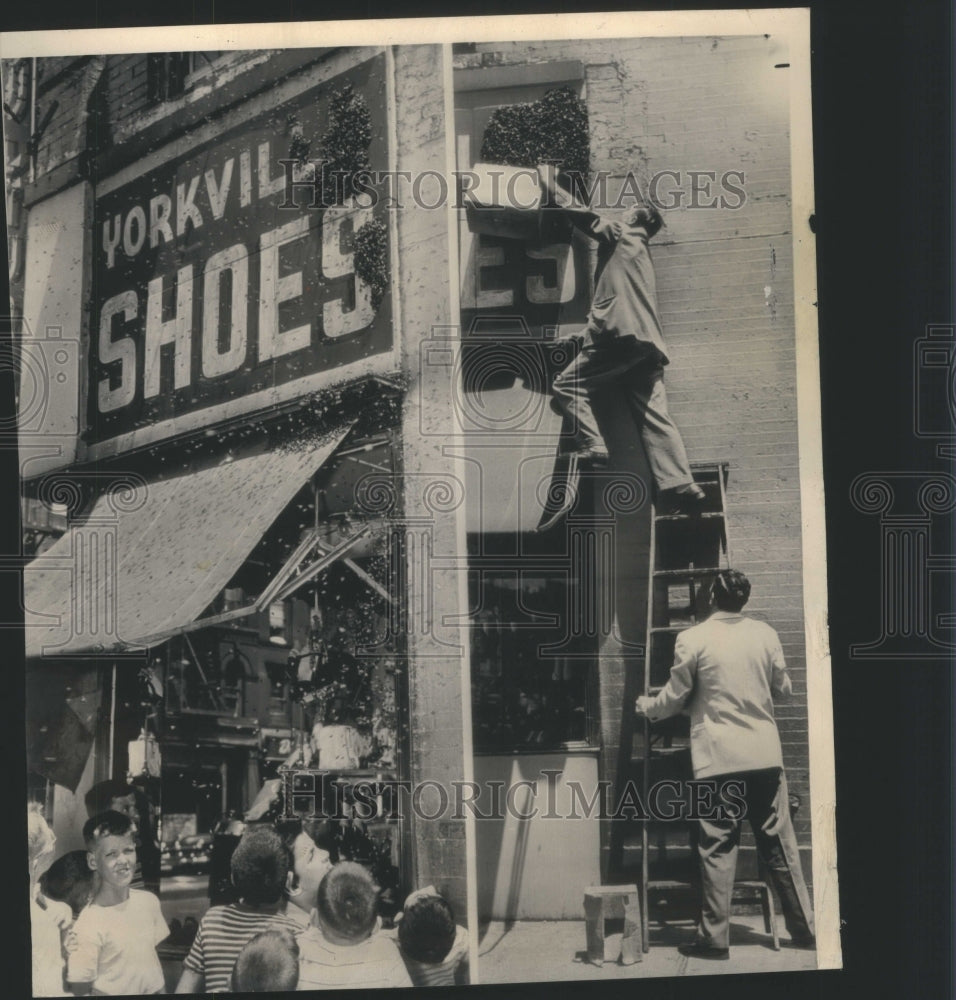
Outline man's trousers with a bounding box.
[551,341,695,492]
[697,767,815,949]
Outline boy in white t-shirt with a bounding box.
[67,811,169,996]
[296,862,411,990]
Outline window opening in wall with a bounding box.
[468,532,596,752]
[146,52,227,104]
[183,51,227,88]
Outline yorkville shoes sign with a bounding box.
[88,53,392,453]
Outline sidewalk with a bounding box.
[477,915,817,983]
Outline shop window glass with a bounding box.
[469,537,594,751]
[265,661,292,723]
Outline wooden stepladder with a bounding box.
[637,462,730,952]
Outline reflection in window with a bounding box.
[469,556,593,751]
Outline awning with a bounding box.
[454,382,567,534]
[24,425,352,658]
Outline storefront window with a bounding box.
[265,661,292,718]
[165,639,244,717]
[469,534,595,752]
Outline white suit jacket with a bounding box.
[642,611,791,778]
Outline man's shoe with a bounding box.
[790,934,816,950]
[659,484,706,516]
[677,941,730,961]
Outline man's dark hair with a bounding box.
[40,850,95,917]
[230,929,299,992]
[273,817,304,892]
[84,779,139,818]
[230,826,291,905]
[625,203,664,238]
[315,862,379,942]
[82,810,133,849]
[712,569,751,612]
[398,893,457,964]
[274,817,303,852]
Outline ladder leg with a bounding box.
[641,716,650,952]
[765,885,780,950]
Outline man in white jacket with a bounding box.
[635,569,815,959]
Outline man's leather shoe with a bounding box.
[659,484,706,515]
[790,934,816,949]
[677,941,730,961]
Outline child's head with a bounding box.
[39,849,95,917]
[230,826,291,906]
[314,862,379,945]
[27,802,56,880]
[230,929,300,992]
[398,888,457,964]
[275,819,333,914]
[83,810,136,890]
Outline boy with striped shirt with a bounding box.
[176,827,300,993]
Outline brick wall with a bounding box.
[463,36,812,872]
[31,57,94,178]
[26,50,274,184]
[106,55,151,134]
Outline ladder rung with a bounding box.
[654,510,725,522]
[630,748,689,763]
[647,879,764,893]
[653,567,723,579]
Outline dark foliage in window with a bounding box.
[480,86,590,179]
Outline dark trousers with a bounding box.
[551,341,694,492]
[697,768,815,948]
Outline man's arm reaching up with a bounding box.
[537,164,621,244]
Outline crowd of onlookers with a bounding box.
[29,796,467,994]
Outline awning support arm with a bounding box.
[182,631,224,710]
[341,556,393,604]
[256,528,321,610]
[271,525,373,605]
[150,525,392,645]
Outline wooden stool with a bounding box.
[733,880,780,950]
[583,885,643,965]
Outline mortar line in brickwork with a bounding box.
[657,230,792,247]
